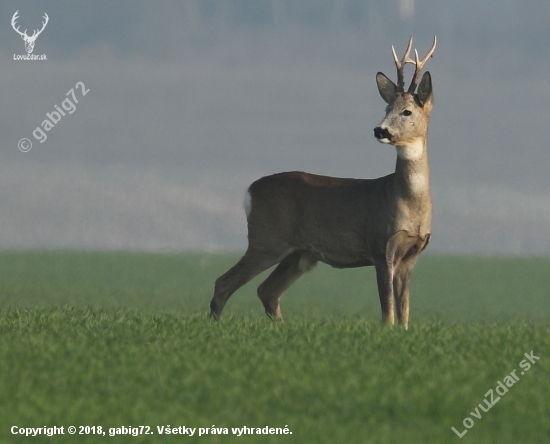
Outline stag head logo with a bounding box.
[11,11,49,54]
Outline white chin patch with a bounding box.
[377,138,391,144]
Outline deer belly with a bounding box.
[306,244,375,269]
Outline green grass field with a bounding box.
[0,251,549,443]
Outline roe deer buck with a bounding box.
[210,36,436,329]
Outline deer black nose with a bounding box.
[374,127,392,141]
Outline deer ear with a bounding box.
[376,72,397,104]
[416,71,433,107]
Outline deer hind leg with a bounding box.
[257,251,317,320]
[210,248,289,319]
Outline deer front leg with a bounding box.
[393,262,414,330]
[392,233,429,329]
[376,231,415,326]
[375,261,395,326]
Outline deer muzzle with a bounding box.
[374,126,392,143]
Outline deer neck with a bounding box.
[394,138,431,200]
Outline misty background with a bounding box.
[1,0,549,255]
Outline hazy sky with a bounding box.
[1,0,550,254]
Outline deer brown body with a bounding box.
[210,37,436,328]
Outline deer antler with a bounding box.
[30,13,49,39]
[391,36,437,93]
[407,36,437,93]
[11,11,49,40]
[392,36,415,92]
[11,11,27,38]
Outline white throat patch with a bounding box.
[396,139,424,161]
[409,173,427,193]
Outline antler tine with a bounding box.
[407,35,437,93]
[391,36,415,92]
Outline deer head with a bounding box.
[11,11,49,54]
[374,36,436,151]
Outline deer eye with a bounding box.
[402,110,412,116]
